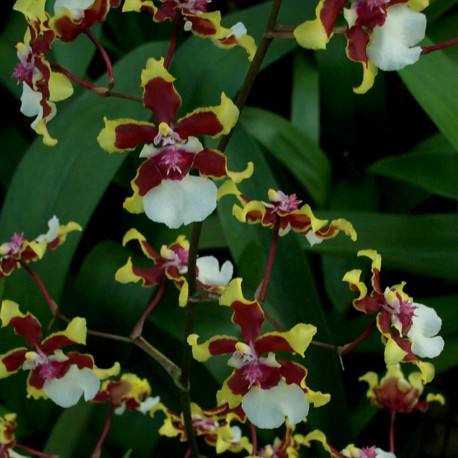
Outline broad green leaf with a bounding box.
[217,125,352,448]
[0,41,168,317]
[426,0,458,22]
[43,401,95,456]
[369,134,458,200]
[303,211,458,282]
[291,51,320,144]
[399,38,458,153]
[241,106,331,207]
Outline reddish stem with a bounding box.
[130,278,167,338]
[184,448,191,458]
[15,444,59,458]
[85,29,115,89]
[49,62,143,103]
[20,261,58,315]
[164,14,183,69]
[257,217,281,303]
[422,37,458,55]
[249,421,258,456]
[389,410,396,454]
[339,319,376,355]
[91,403,114,458]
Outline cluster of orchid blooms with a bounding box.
[2,0,452,456]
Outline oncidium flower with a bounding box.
[98,57,252,228]
[219,182,357,245]
[13,0,74,145]
[151,401,251,454]
[0,300,119,408]
[294,0,428,93]
[94,373,160,415]
[52,0,121,42]
[359,364,445,414]
[115,228,233,306]
[0,413,17,456]
[299,429,396,458]
[188,279,330,429]
[0,216,81,279]
[343,250,444,382]
[122,0,256,60]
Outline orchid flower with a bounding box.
[13,0,74,145]
[0,300,119,408]
[188,279,330,429]
[0,216,81,279]
[343,250,444,382]
[359,364,445,413]
[94,373,160,415]
[52,0,120,42]
[98,57,252,228]
[219,182,357,245]
[151,401,251,454]
[115,228,233,306]
[122,0,256,60]
[294,0,428,93]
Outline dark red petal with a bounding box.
[115,123,158,150]
[227,369,250,395]
[279,360,307,388]
[175,111,224,139]
[254,335,294,356]
[8,315,43,347]
[345,26,371,66]
[155,1,177,21]
[320,0,348,37]
[231,301,264,343]
[1,349,27,372]
[193,148,227,178]
[184,14,217,35]
[134,158,163,195]
[131,264,164,286]
[143,78,181,125]
[208,337,237,356]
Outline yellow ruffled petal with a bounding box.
[384,337,408,365]
[48,71,74,103]
[358,371,379,398]
[0,300,27,327]
[227,161,254,184]
[122,0,157,14]
[353,60,378,94]
[294,0,331,50]
[94,361,121,380]
[141,57,176,88]
[217,377,242,409]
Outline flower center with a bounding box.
[175,0,211,14]
[359,446,378,458]
[191,415,218,432]
[1,233,25,257]
[355,0,389,29]
[383,288,417,335]
[268,190,302,213]
[154,122,181,147]
[162,246,189,273]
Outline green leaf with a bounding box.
[0,41,168,316]
[241,106,331,207]
[399,38,458,153]
[369,134,458,200]
[43,401,95,456]
[303,211,458,282]
[291,51,320,144]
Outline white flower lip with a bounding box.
[241,381,309,429]
[44,365,101,408]
[366,4,426,71]
[142,175,218,229]
[407,302,444,359]
[196,256,233,286]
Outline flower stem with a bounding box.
[20,261,58,315]
[164,13,183,70]
[249,421,258,456]
[91,403,114,458]
[180,222,203,458]
[338,319,376,355]
[257,217,280,303]
[217,0,285,152]
[14,444,59,458]
[85,29,115,89]
[130,278,167,338]
[422,37,458,55]
[49,62,143,103]
[389,410,396,453]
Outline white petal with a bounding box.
[44,366,100,408]
[407,302,444,358]
[137,395,160,414]
[36,215,60,243]
[375,449,397,458]
[54,0,95,14]
[196,256,233,286]
[305,231,323,247]
[241,381,309,429]
[20,83,56,129]
[367,4,426,71]
[142,176,217,229]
